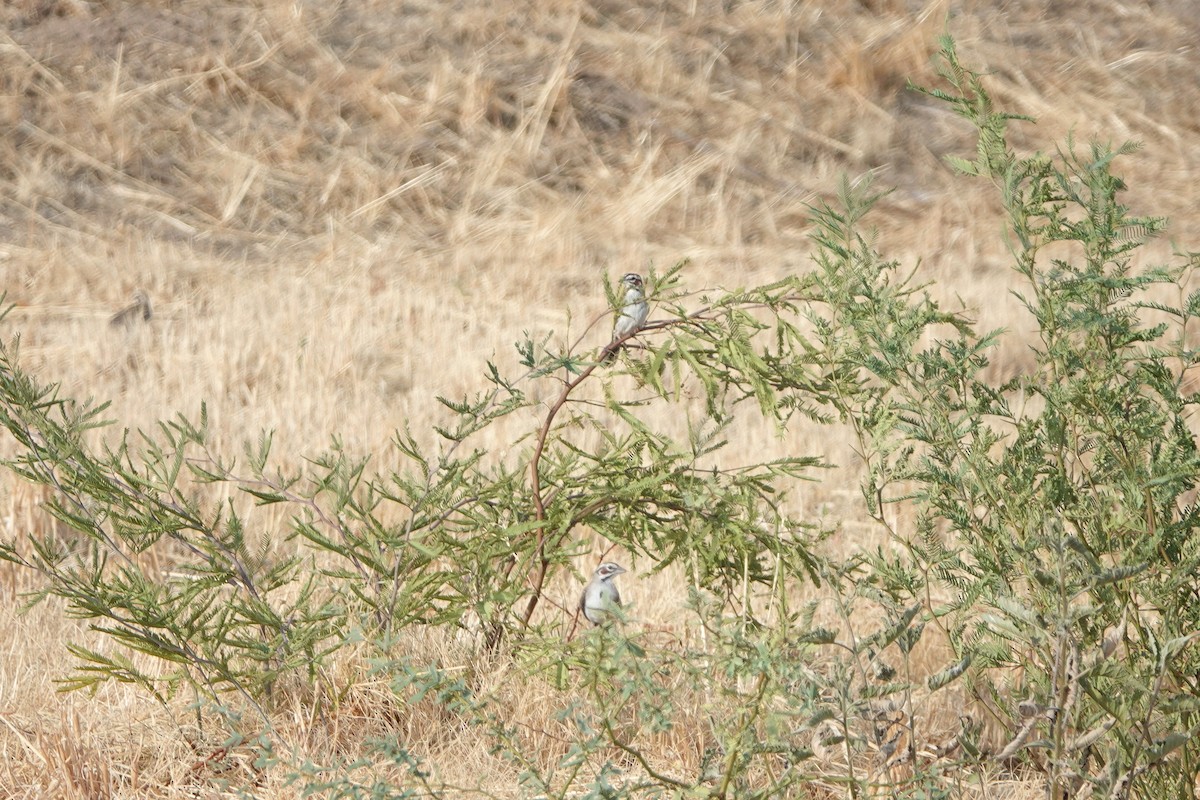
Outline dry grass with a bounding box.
[1,0,1199,796]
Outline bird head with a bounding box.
[593,561,627,581]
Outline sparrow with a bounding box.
[579,561,627,625]
[599,273,649,362]
[109,289,153,328]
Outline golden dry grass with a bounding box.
[2,0,1199,796]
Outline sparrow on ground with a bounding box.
[109,289,153,328]
[579,561,627,625]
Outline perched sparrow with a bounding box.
[110,289,153,328]
[579,561,627,625]
[599,273,649,362]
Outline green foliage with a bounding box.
[2,33,1200,800]
[883,36,1200,799]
